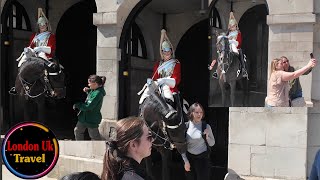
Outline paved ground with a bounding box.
[2,165,57,180]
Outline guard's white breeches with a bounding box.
[162,85,174,102]
[229,40,239,54]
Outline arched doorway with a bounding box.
[1,0,32,133]
[54,0,97,138]
[239,4,269,106]
[118,0,151,118]
[176,19,209,107]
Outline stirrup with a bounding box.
[9,87,18,95]
[242,69,249,79]
[237,69,241,77]
[212,72,218,79]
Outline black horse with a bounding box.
[14,55,66,124]
[215,34,248,106]
[138,81,187,180]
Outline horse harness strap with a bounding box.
[166,115,183,129]
[18,73,47,98]
[145,121,174,150]
[43,69,55,96]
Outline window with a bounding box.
[209,8,221,28]
[126,22,147,59]
[6,1,31,31]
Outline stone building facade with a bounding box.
[1,0,320,179]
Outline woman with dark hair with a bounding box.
[73,75,106,140]
[101,117,153,180]
[181,103,215,180]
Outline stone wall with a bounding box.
[307,107,320,177]
[48,141,105,179]
[229,107,308,180]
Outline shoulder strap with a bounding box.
[201,121,211,151]
[201,121,206,134]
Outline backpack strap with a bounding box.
[201,121,211,153]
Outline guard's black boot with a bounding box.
[9,87,18,95]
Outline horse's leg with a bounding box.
[24,98,36,121]
[240,79,249,106]
[219,80,227,106]
[36,96,47,125]
[230,81,237,107]
[160,149,171,180]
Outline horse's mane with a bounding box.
[19,57,47,74]
[140,94,164,123]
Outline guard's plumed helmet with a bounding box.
[37,9,51,32]
[159,29,174,59]
[228,12,238,29]
[37,16,48,26]
[161,41,171,52]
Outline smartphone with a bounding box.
[310,53,314,59]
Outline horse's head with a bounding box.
[216,33,230,63]
[16,57,66,99]
[139,95,173,150]
[138,79,187,154]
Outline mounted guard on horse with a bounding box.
[138,29,187,153]
[138,29,188,180]
[8,9,65,123]
[210,11,248,80]
[209,12,249,106]
[9,9,65,99]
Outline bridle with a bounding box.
[18,69,55,98]
[144,117,175,150]
[216,35,232,75]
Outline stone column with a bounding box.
[93,1,121,139]
[93,0,140,140]
[267,0,319,104]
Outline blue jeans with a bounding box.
[265,104,274,108]
[310,149,320,180]
[290,89,302,100]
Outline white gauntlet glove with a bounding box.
[157,77,176,88]
[33,46,51,54]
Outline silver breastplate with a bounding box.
[158,60,176,78]
[33,32,50,47]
